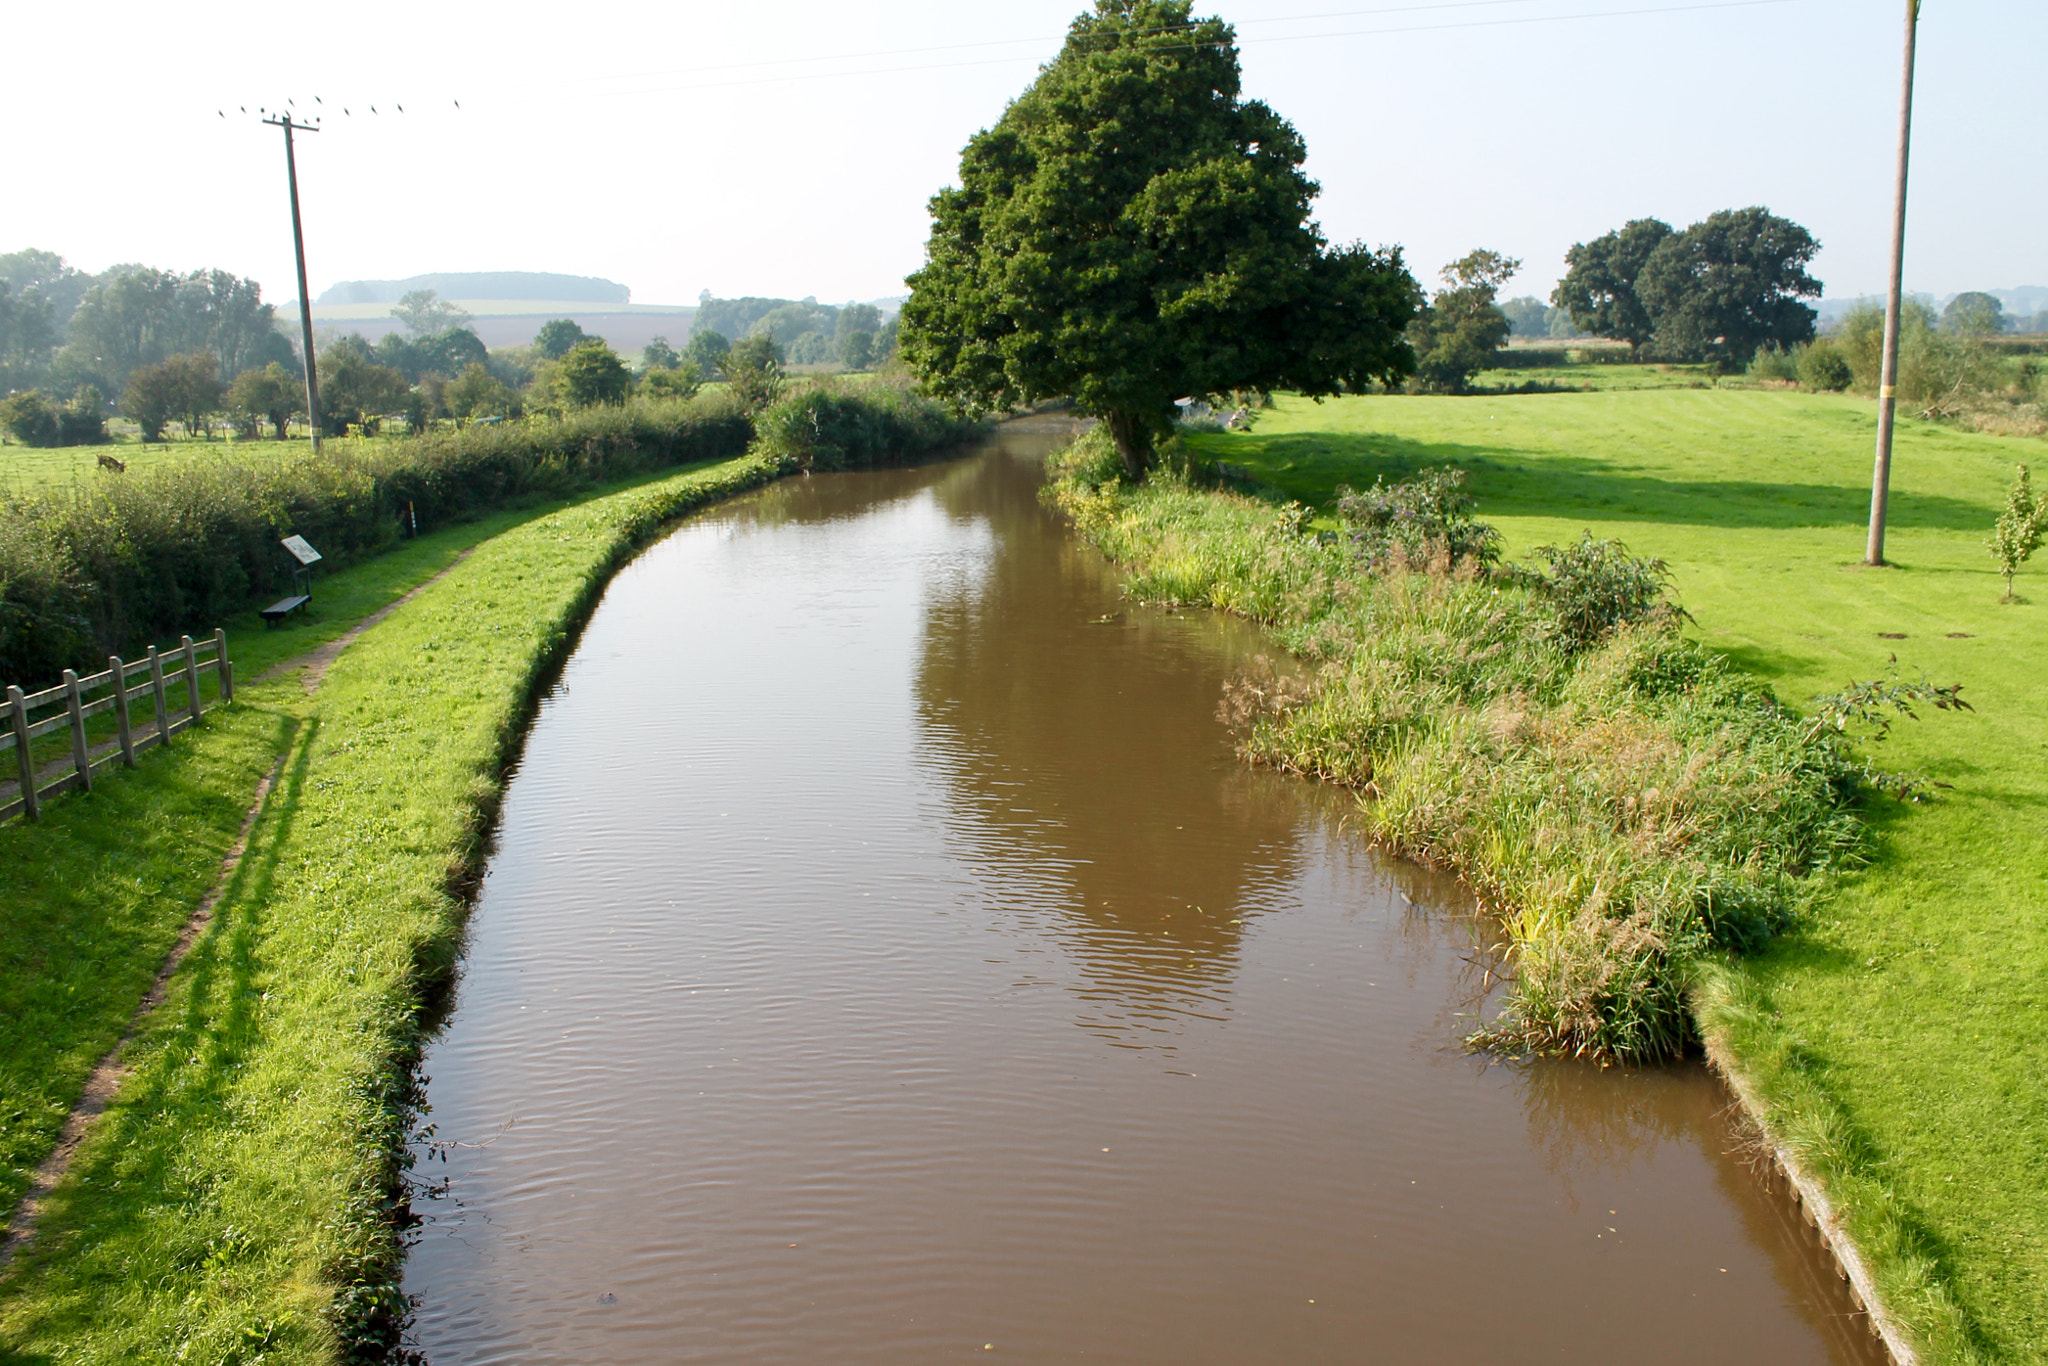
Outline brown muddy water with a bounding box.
[404,426,1884,1364]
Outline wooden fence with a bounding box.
[2,631,233,823]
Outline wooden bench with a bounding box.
[260,594,311,625]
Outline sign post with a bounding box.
[282,535,323,602]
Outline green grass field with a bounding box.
[1191,387,2045,1361]
[0,435,328,494]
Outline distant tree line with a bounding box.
[693,295,898,370]
[1552,208,1822,367]
[1,256,897,447]
[1,248,300,446]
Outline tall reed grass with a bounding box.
[1050,426,1864,1060]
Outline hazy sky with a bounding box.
[5,0,2040,308]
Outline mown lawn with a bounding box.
[1192,386,2046,1361]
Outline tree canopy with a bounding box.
[1943,292,2007,337]
[557,340,631,406]
[533,318,589,360]
[390,288,473,336]
[1407,250,1518,392]
[1634,208,1820,365]
[901,0,1419,478]
[1551,218,1673,354]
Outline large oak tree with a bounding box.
[901,0,1419,479]
[1551,218,1673,356]
[1635,207,1820,365]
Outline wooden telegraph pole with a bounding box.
[1865,0,1921,567]
[263,113,324,452]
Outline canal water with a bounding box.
[404,426,1882,1364]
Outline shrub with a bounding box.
[0,395,753,684]
[1796,337,1852,391]
[1517,532,1683,652]
[0,388,107,447]
[721,335,785,412]
[639,363,702,403]
[1049,463,1869,1059]
[557,340,631,407]
[1748,343,1799,383]
[1,391,60,446]
[1335,466,1502,571]
[750,379,984,471]
[0,384,984,685]
[444,362,516,422]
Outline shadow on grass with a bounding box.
[1224,431,1992,533]
[0,719,317,1338]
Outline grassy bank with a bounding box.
[0,452,789,1360]
[1052,424,1863,1060]
[0,379,982,1360]
[0,499,638,1227]
[1182,386,2043,1361]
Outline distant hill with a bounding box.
[1817,286,2048,327]
[317,271,630,305]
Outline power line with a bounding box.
[498,0,1803,106]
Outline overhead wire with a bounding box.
[488,0,1804,106]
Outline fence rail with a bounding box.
[3,631,233,823]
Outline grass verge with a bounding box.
[0,453,787,1361]
[1050,423,1863,1060]
[1184,384,2044,1362]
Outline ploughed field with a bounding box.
[402,427,1878,1364]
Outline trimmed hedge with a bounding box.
[0,398,756,684]
[1,383,989,686]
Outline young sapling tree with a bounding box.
[1988,463,2046,602]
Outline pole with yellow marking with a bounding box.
[1866,0,1921,567]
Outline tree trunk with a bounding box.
[1104,410,1151,482]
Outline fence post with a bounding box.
[150,646,170,744]
[64,669,91,793]
[7,686,35,820]
[182,636,201,726]
[111,656,136,767]
[215,628,233,701]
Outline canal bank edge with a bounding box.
[0,452,794,1360]
[1043,432,1938,1365]
[1698,962,1979,1366]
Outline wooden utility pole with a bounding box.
[263,113,323,452]
[1865,0,1921,567]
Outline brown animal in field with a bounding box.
[97,453,127,473]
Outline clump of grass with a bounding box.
[1050,426,1868,1060]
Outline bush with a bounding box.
[557,340,631,407]
[1,391,60,446]
[1796,338,1852,391]
[0,383,986,685]
[1050,465,1865,1060]
[0,388,107,447]
[750,379,985,471]
[638,363,702,403]
[1517,532,1683,652]
[1334,466,1502,571]
[1747,343,1799,383]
